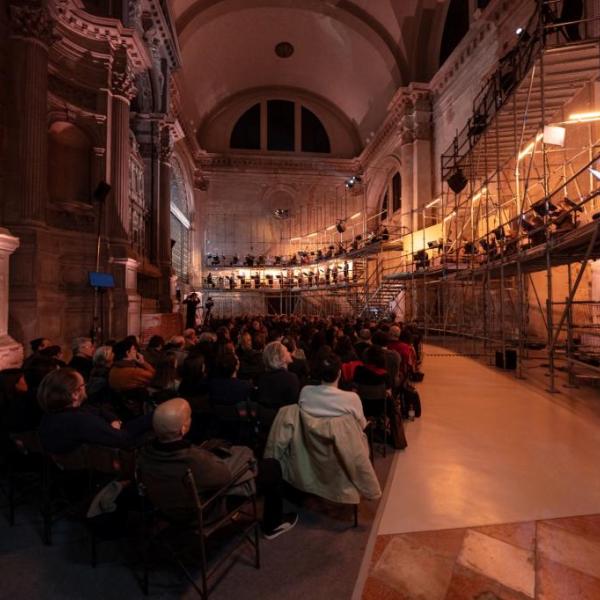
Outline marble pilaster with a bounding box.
[0,229,23,368]
[5,2,58,225]
[158,123,174,311]
[109,257,141,340]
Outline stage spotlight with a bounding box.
[336,220,346,233]
[446,169,468,194]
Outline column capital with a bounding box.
[159,124,175,163]
[111,63,137,102]
[9,3,60,49]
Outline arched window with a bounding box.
[439,0,470,66]
[48,122,92,204]
[381,191,389,222]
[170,159,192,282]
[229,100,331,154]
[230,103,260,150]
[302,107,331,153]
[392,172,402,213]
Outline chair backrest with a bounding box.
[9,430,43,455]
[354,382,386,401]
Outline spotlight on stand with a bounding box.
[446,169,468,194]
[336,220,346,233]
[345,175,362,189]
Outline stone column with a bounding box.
[4,3,58,225]
[158,123,173,311]
[0,229,23,368]
[108,47,137,244]
[108,48,140,337]
[411,87,433,232]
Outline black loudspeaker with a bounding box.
[447,170,468,194]
[93,181,112,203]
[495,349,517,370]
[336,221,346,234]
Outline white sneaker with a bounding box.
[263,513,299,540]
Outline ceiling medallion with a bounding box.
[275,42,294,58]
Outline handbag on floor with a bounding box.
[401,383,422,418]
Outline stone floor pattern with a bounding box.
[363,513,600,599]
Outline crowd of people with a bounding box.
[0,315,423,547]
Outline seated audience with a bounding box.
[68,337,95,381]
[138,398,297,538]
[22,337,52,370]
[38,368,152,454]
[148,352,181,403]
[299,352,366,429]
[354,328,372,360]
[257,342,300,425]
[108,339,156,393]
[281,336,309,386]
[208,351,254,407]
[8,356,60,432]
[142,335,165,367]
[86,345,114,405]
[183,328,197,350]
[236,331,264,382]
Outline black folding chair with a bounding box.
[138,460,260,598]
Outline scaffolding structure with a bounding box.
[373,0,600,390]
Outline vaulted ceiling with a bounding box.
[170,0,448,148]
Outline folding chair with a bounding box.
[138,460,260,598]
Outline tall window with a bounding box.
[392,172,402,213]
[170,159,192,282]
[439,0,470,66]
[230,100,331,153]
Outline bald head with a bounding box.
[153,398,192,442]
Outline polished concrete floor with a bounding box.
[361,344,600,599]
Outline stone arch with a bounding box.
[365,153,402,218]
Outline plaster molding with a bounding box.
[0,230,20,255]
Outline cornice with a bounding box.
[197,153,359,178]
[51,0,152,71]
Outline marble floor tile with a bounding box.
[371,534,456,600]
[445,563,533,600]
[540,514,600,543]
[401,527,466,559]
[457,530,535,598]
[537,555,600,600]
[537,521,600,580]
[471,521,535,552]
[362,576,408,600]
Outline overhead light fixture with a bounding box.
[307,232,318,238]
[568,111,600,123]
[425,198,441,209]
[516,27,523,35]
[350,212,361,220]
[443,211,457,223]
[543,125,566,147]
[345,175,362,189]
[272,208,290,220]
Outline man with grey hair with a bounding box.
[68,336,95,381]
[139,398,297,539]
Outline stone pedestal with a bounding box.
[0,229,23,368]
[110,257,141,339]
